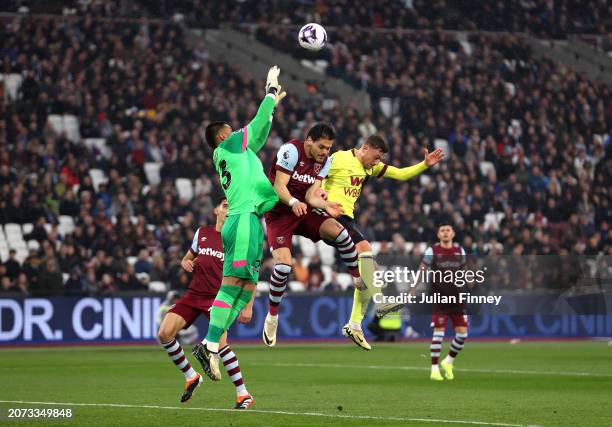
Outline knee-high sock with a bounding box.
[219,345,247,395]
[332,228,359,277]
[205,285,252,352]
[349,252,379,324]
[446,332,467,362]
[349,287,373,325]
[161,338,197,380]
[268,263,291,315]
[431,330,445,366]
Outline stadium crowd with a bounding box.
[5,1,608,37]
[0,6,610,296]
[137,0,610,37]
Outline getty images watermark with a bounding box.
[372,267,504,306]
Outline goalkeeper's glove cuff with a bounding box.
[267,86,278,96]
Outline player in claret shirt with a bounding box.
[262,123,369,348]
[157,198,255,409]
[421,221,469,381]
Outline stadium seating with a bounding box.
[84,139,111,160]
[144,163,163,187]
[58,216,76,236]
[316,241,336,266]
[63,115,80,143]
[321,265,333,285]
[22,223,33,235]
[148,281,168,293]
[133,0,610,37]
[335,273,354,291]
[2,73,22,101]
[0,10,608,296]
[298,236,318,258]
[175,178,194,201]
[288,281,306,293]
[89,169,108,192]
[47,115,65,135]
[256,281,269,293]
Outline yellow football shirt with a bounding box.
[322,149,429,219]
[322,149,387,219]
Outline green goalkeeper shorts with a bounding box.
[221,212,264,283]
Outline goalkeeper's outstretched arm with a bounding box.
[246,95,275,153]
[246,66,287,153]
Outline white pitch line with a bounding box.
[0,400,530,427]
[251,362,612,378]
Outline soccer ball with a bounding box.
[298,23,327,52]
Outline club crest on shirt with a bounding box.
[276,236,285,244]
[314,163,321,174]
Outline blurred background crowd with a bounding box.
[0,0,610,296]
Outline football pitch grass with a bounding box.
[0,341,610,426]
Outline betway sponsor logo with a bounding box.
[199,247,224,261]
[292,170,316,184]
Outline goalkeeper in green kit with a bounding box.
[192,66,286,382]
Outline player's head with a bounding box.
[305,122,336,163]
[437,220,455,244]
[205,121,232,149]
[214,196,228,225]
[361,135,388,168]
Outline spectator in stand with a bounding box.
[34,260,64,296]
[64,266,85,296]
[14,273,30,296]
[292,254,309,285]
[324,272,344,293]
[115,264,143,291]
[1,276,15,293]
[307,255,325,292]
[129,0,611,37]
[4,249,21,281]
[134,249,153,275]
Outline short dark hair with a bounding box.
[307,122,336,142]
[364,135,389,153]
[437,218,455,230]
[205,121,228,149]
[216,196,227,206]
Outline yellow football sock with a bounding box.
[349,288,372,324]
[349,251,379,324]
[349,288,363,323]
[368,287,383,315]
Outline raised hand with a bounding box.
[324,201,344,218]
[292,201,308,217]
[266,65,281,94]
[424,148,445,167]
[274,85,287,106]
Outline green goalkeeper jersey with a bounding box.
[213,94,279,216]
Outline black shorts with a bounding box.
[336,215,366,244]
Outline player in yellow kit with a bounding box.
[322,135,444,350]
